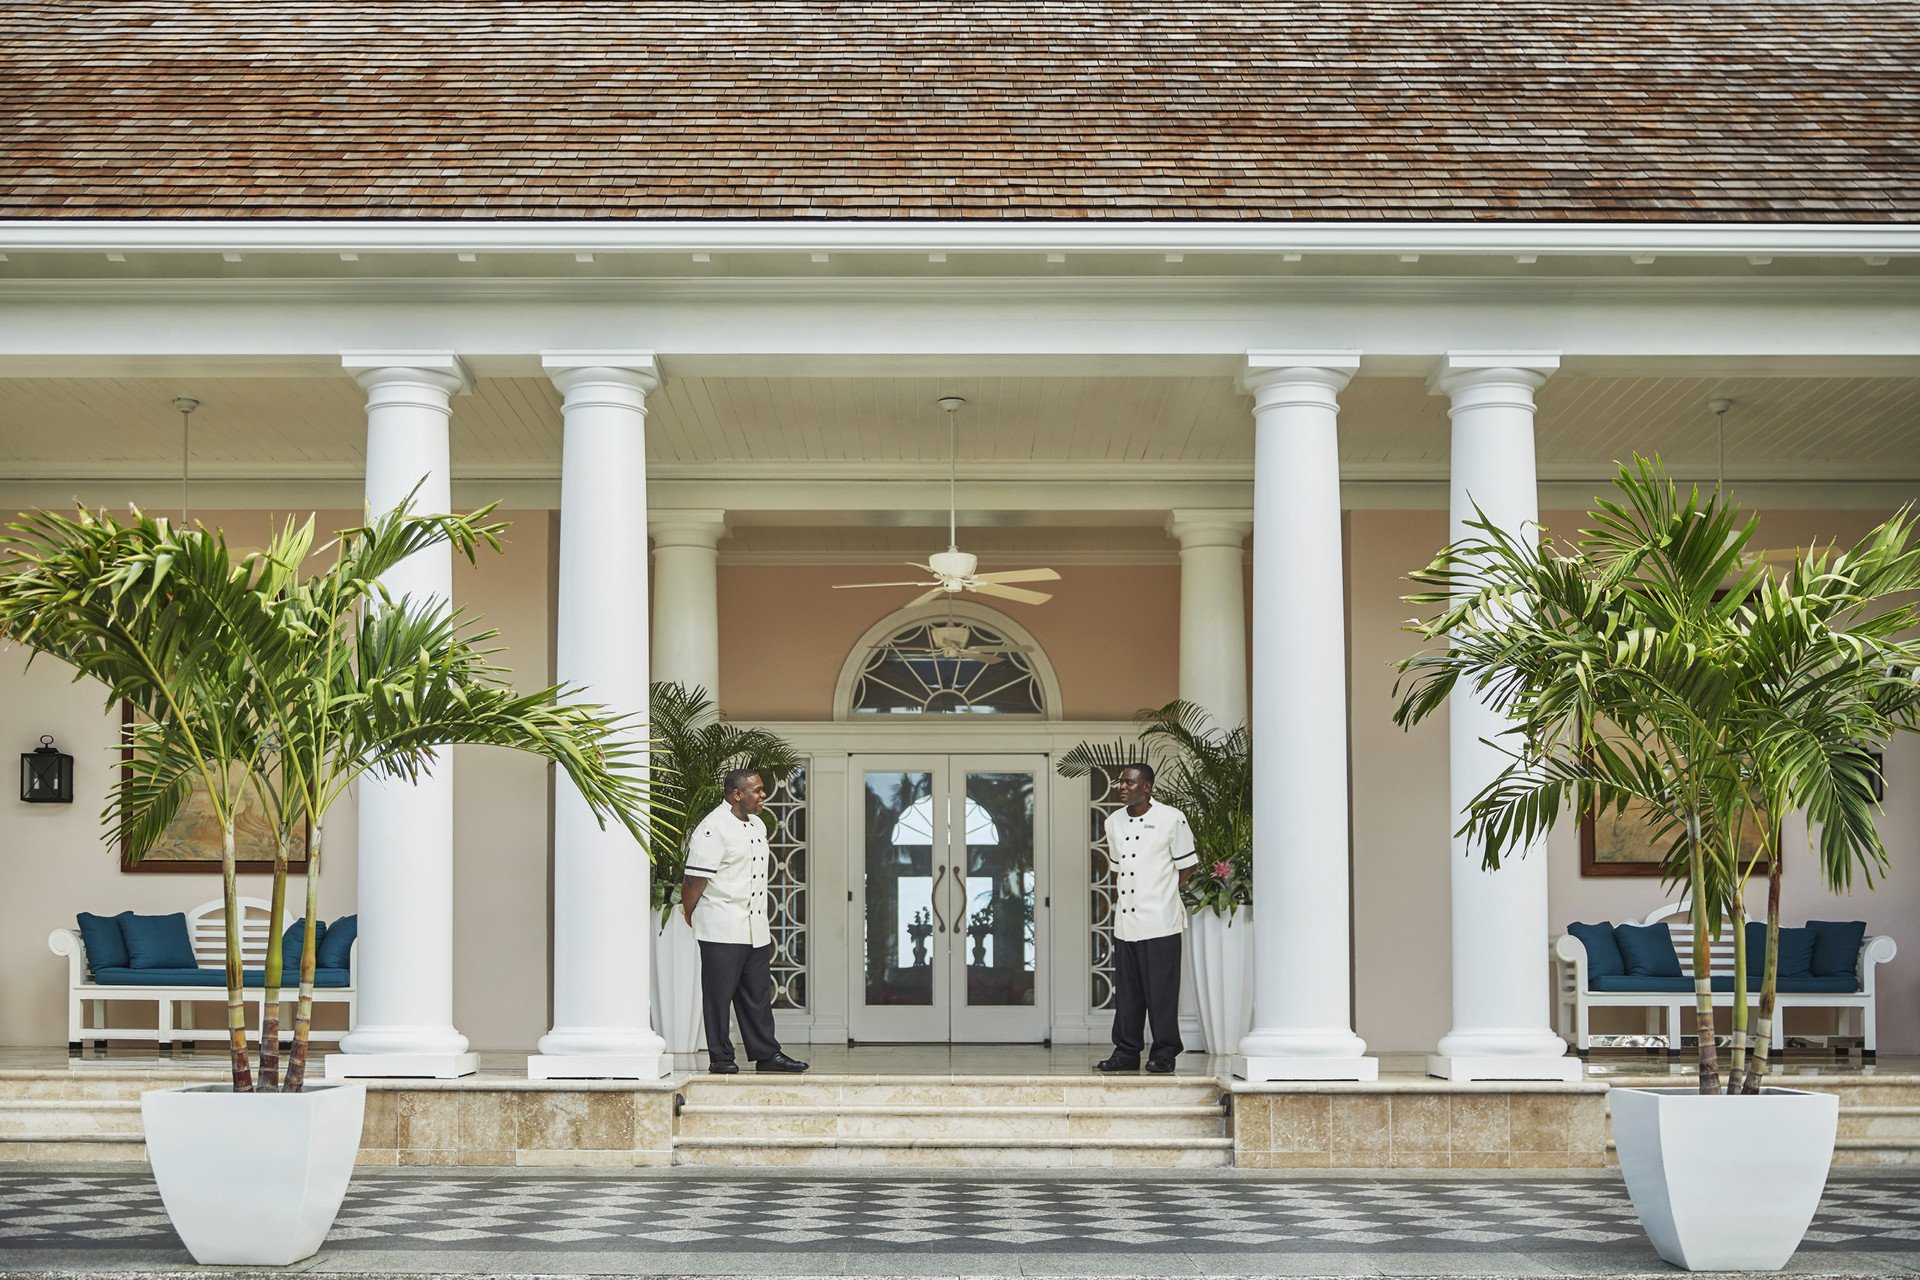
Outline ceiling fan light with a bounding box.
[928,548,978,579]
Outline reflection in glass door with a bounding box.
[851,756,1048,1042]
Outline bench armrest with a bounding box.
[1552,933,1588,991]
[49,928,86,985]
[1859,934,1897,993]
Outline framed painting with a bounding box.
[1579,796,1770,879]
[119,702,307,874]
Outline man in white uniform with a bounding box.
[680,768,809,1074]
[1096,762,1197,1073]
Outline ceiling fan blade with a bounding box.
[971,568,1061,585]
[969,582,1052,605]
[832,580,941,590]
[908,587,950,607]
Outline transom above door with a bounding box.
[850,755,1050,1042]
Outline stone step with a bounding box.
[0,1069,213,1101]
[677,1075,1225,1109]
[0,1100,143,1139]
[677,1102,1224,1141]
[0,1138,149,1163]
[674,1134,1234,1169]
[1838,1105,1920,1141]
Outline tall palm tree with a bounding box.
[0,503,668,1091]
[1394,457,1920,1093]
[643,682,798,923]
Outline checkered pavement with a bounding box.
[0,1172,1916,1255]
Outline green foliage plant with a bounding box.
[643,682,799,926]
[0,501,667,1091]
[1394,457,1920,1094]
[1057,699,1252,918]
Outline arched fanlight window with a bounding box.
[840,608,1055,718]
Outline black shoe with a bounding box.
[1144,1058,1177,1074]
[755,1052,809,1073]
[1094,1054,1141,1073]
[707,1061,739,1075]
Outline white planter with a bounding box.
[652,911,706,1055]
[1610,1085,1838,1272]
[1189,906,1254,1055]
[141,1081,366,1266]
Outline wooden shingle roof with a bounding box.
[2,1,1917,221]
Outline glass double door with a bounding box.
[852,755,1049,1042]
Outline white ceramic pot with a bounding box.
[141,1081,366,1266]
[1189,906,1254,1055]
[1610,1085,1838,1272]
[652,911,706,1055]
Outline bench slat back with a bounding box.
[186,897,277,970]
[1643,901,1751,978]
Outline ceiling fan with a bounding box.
[833,397,1061,606]
[898,621,1036,664]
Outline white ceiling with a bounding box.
[3,372,1917,482]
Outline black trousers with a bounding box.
[698,940,782,1066]
[1111,932,1184,1063]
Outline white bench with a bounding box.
[49,896,357,1057]
[1553,901,1894,1058]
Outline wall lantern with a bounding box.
[20,736,74,804]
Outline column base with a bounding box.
[527,1052,668,1081]
[1232,1054,1379,1083]
[1426,1053,1585,1083]
[326,1051,478,1080]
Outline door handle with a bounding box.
[951,865,967,932]
[930,865,947,934]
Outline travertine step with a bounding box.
[673,1074,1230,1168]
[0,1099,142,1139]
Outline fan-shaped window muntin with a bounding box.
[849,619,1046,716]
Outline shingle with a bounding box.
[0,1,1914,221]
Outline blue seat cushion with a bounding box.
[1590,974,1693,994]
[1807,920,1867,981]
[75,912,130,973]
[281,918,324,973]
[1744,922,1818,978]
[1775,973,1860,994]
[316,914,357,970]
[89,967,353,989]
[1614,923,1683,978]
[120,913,197,969]
[1568,922,1626,978]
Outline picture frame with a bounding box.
[1579,795,1772,879]
[119,702,307,874]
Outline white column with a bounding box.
[1427,352,1582,1082]
[1232,352,1376,1082]
[529,352,667,1080]
[331,352,477,1079]
[650,511,728,704]
[1167,511,1253,731]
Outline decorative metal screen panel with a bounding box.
[765,764,809,1010]
[1087,766,1127,1011]
[849,619,1046,716]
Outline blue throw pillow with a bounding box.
[1567,922,1625,979]
[120,912,197,969]
[1807,920,1867,981]
[316,914,358,970]
[75,912,130,973]
[281,918,324,974]
[1743,922,1818,978]
[1614,922,1683,978]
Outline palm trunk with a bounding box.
[284,818,322,1093]
[220,819,253,1092]
[1726,874,1750,1094]
[1687,817,1720,1094]
[259,829,291,1090]
[1741,854,1784,1094]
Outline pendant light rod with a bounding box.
[936,396,966,551]
[170,397,200,525]
[1709,396,1733,492]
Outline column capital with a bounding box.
[341,351,472,398]
[650,509,730,550]
[542,349,659,391]
[1166,509,1254,549]
[1241,352,1361,409]
[1427,351,1561,400]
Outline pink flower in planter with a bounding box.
[1213,861,1234,879]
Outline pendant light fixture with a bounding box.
[171,397,199,524]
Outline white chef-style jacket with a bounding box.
[1105,800,1198,942]
[684,800,773,948]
